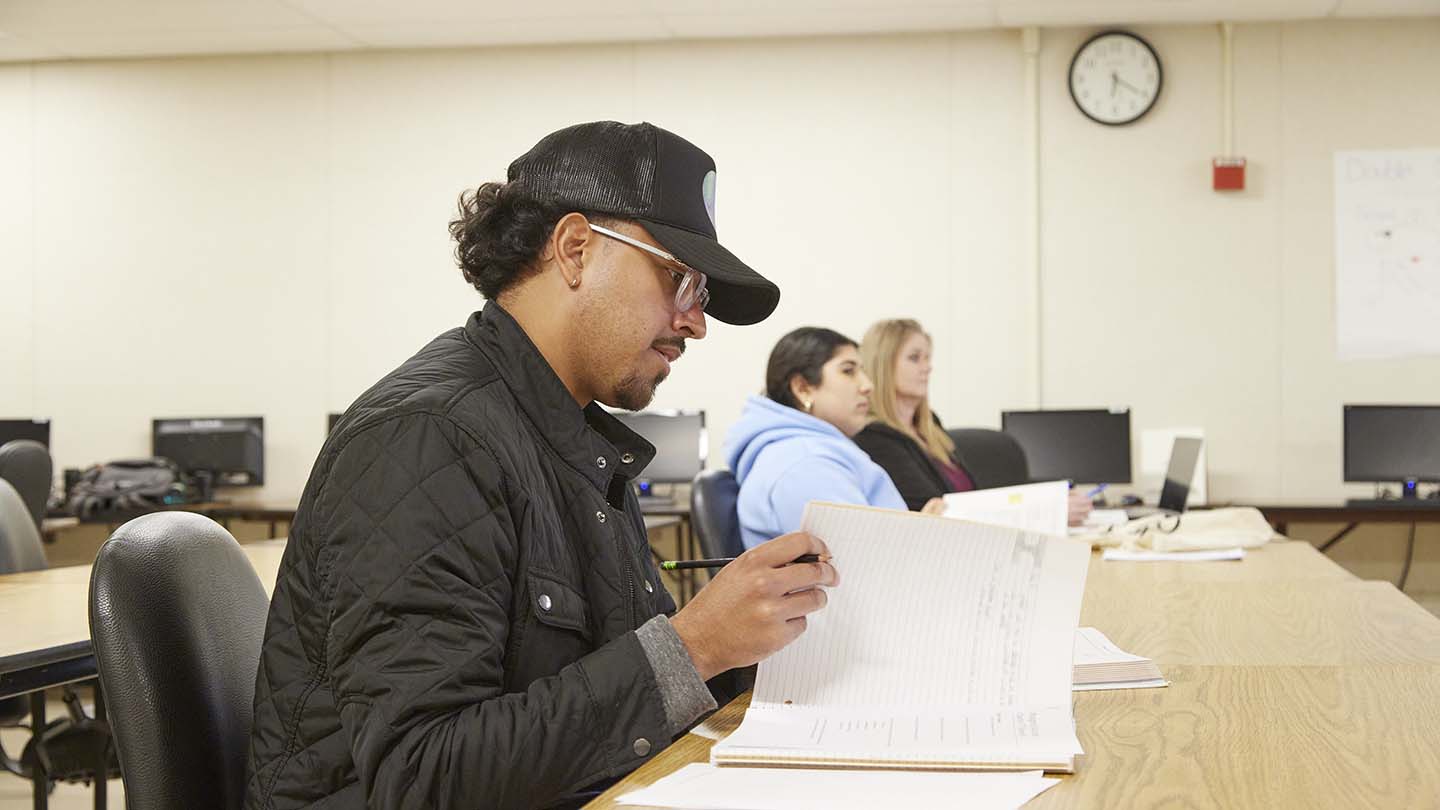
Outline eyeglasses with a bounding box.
[588,223,710,314]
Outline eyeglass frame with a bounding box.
[587,223,711,314]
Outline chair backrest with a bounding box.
[946,428,1031,489]
[0,439,52,534]
[89,512,269,810]
[690,469,745,560]
[0,478,48,574]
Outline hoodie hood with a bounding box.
[724,395,851,484]
[722,395,906,548]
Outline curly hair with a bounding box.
[448,182,610,299]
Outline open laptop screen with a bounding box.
[1158,437,1204,513]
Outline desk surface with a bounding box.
[0,514,681,697]
[589,540,1440,809]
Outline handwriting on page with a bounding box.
[754,505,1070,709]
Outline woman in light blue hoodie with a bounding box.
[724,327,941,549]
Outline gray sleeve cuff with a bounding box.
[635,614,717,734]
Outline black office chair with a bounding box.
[0,478,49,575]
[946,428,1031,489]
[0,477,119,791]
[0,476,48,751]
[0,439,52,536]
[89,512,268,810]
[690,469,745,572]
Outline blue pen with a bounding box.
[1085,483,1109,499]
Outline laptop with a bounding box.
[1126,436,1204,518]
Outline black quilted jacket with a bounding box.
[245,303,700,809]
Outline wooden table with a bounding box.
[1239,502,1440,590]
[588,540,1440,809]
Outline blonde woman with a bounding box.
[855,319,1091,525]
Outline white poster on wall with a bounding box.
[1333,149,1440,360]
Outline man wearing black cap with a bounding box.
[245,122,839,810]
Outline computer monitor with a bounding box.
[152,417,265,489]
[613,410,706,486]
[0,419,50,448]
[1001,408,1132,484]
[1344,405,1440,494]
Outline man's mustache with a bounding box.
[652,338,687,358]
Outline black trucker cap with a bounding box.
[506,121,780,326]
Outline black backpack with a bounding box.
[66,458,192,519]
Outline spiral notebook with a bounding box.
[711,502,1090,773]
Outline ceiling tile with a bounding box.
[289,0,655,27]
[996,0,1336,27]
[1332,0,1440,16]
[0,0,316,35]
[337,15,670,48]
[660,6,999,39]
[35,26,360,60]
[0,32,68,61]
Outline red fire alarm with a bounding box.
[1213,157,1246,191]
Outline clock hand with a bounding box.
[1115,75,1143,94]
[1110,71,1118,97]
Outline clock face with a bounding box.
[1068,31,1162,126]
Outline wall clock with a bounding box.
[1068,31,1163,126]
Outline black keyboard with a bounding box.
[1344,499,1440,509]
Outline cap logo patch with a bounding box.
[702,170,717,229]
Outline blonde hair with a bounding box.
[859,319,956,465]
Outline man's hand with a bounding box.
[921,498,946,516]
[1067,490,1094,527]
[669,531,838,681]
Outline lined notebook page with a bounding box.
[713,502,1089,771]
[752,503,1088,710]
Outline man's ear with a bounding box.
[550,212,596,288]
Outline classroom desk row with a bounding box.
[590,541,1440,809]
[0,516,681,810]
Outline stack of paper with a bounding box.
[942,480,1070,537]
[617,764,1060,810]
[1072,627,1167,691]
[1102,547,1245,562]
[710,502,1091,773]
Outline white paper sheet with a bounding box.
[1084,509,1130,528]
[1073,679,1169,692]
[1102,547,1245,562]
[1073,627,1146,666]
[712,503,1090,771]
[942,480,1070,537]
[617,763,1061,810]
[1334,149,1440,360]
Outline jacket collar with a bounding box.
[464,302,656,493]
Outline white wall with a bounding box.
[1,18,1437,504]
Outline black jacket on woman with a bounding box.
[852,418,977,512]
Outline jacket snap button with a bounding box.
[633,738,651,757]
[643,581,654,594]
[596,510,607,524]
[621,453,635,464]
[537,594,552,611]
[596,456,607,469]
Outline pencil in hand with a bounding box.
[660,553,826,571]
